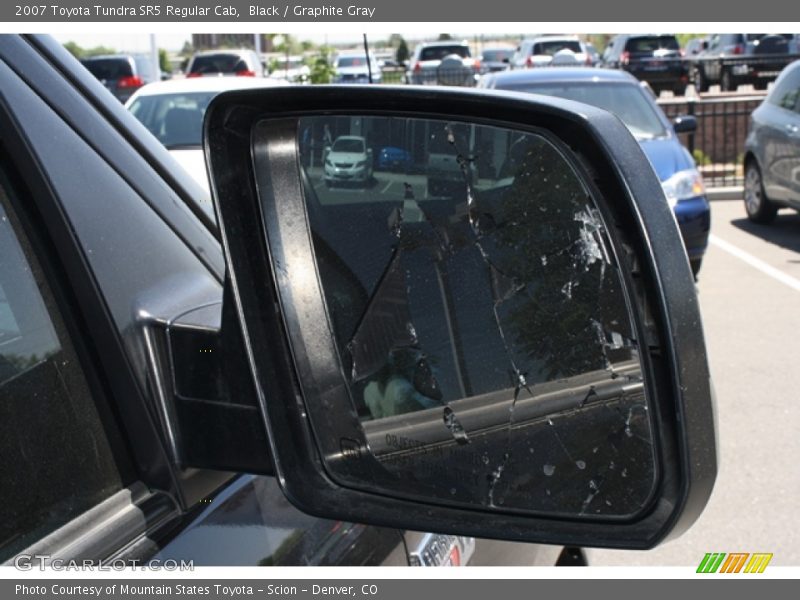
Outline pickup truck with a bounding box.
[0,34,716,567]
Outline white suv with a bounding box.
[511,36,589,69]
[406,41,478,86]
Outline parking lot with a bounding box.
[585,198,800,566]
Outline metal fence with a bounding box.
[657,93,766,188]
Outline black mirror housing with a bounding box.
[205,86,716,550]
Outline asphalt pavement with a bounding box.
[587,198,800,566]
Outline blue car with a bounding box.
[480,68,710,276]
[377,146,413,171]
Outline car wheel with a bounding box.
[721,69,735,92]
[694,68,708,93]
[744,161,778,224]
[672,83,687,97]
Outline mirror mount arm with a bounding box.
[147,282,275,476]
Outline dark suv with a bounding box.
[80,54,159,103]
[603,34,688,96]
[691,34,796,92]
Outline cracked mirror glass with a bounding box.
[298,116,656,518]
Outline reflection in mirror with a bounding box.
[296,116,655,517]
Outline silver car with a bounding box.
[743,60,800,223]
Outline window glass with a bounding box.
[80,57,133,80]
[419,46,470,61]
[532,40,582,56]
[128,92,215,148]
[293,116,655,517]
[769,67,800,111]
[481,49,513,62]
[502,82,667,139]
[189,53,244,75]
[0,172,126,560]
[625,36,679,53]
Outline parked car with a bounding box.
[125,77,287,208]
[377,146,413,171]
[267,55,310,83]
[479,67,710,275]
[743,60,800,222]
[683,37,708,57]
[324,135,374,185]
[80,53,161,103]
[0,34,716,567]
[582,41,601,66]
[478,45,515,73]
[186,49,264,78]
[691,34,795,92]
[511,36,589,69]
[332,52,382,84]
[405,40,478,86]
[602,34,688,96]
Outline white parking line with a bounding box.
[710,234,800,292]
[380,180,394,194]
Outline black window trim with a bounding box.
[0,50,240,561]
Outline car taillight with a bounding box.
[117,75,143,88]
[621,51,630,65]
[186,72,202,78]
[413,62,421,73]
[235,70,256,77]
[733,44,744,55]
[526,55,534,67]
[473,59,481,71]
[584,54,592,65]
[680,49,686,57]
[449,546,461,567]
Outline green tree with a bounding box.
[63,41,84,58]
[158,48,171,74]
[387,34,403,47]
[62,41,117,59]
[309,47,336,84]
[437,33,453,41]
[396,38,410,64]
[677,33,706,48]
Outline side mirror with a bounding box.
[701,40,709,50]
[673,115,698,134]
[205,87,716,549]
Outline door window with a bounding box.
[0,168,127,560]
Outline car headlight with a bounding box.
[355,160,366,168]
[661,169,705,208]
[325,159,333,167]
